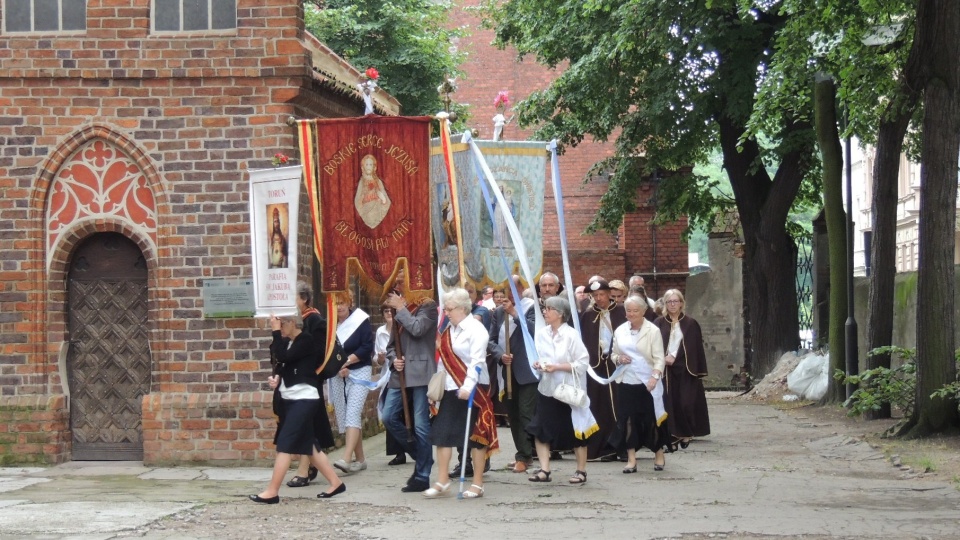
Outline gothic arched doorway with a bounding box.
[67,232,151,460]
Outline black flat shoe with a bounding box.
[679,440,690,449]
[388,455,407,466]
[622,466,637,474]
[286,475,309,488]
[401,479,430,493]
[317,483,346,499]
[654,463,665,471]
[249,494,279,504]
[308,466,319,481]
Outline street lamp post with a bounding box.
[844,114,858,399]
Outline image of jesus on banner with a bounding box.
[354,154,392,229]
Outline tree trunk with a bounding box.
[902,0,960,437]
[813,77,847,403]
[865,112,911,419]
[866,0,926,421]
[718,118,806,379]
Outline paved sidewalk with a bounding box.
[1,393,958,539]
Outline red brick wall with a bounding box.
[0,1,375,464]
[448,2,688,288]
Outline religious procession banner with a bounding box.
[297,116,434,299]
[430,139,547,287]
[249,166,301,317]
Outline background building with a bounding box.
[448,2,689,299]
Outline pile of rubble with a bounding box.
[742,351,805,402]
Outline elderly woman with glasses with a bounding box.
[423,288,497,499]
[654,289,710,451]
[250,314,344,504]
[526,296,597,485]
[610,296,669,473]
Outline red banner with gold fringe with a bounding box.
[297,116,434,300]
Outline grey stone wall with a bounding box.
[685,234,745,388]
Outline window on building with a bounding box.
[153,0,236,32]
[3,0,86,33]
[863,231,872,277]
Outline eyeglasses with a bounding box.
[542,306,557,313]
[442,307,456,313]
[666,300,682,305]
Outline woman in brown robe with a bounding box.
[655,289,710,450]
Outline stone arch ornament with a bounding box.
[46,138,158,268]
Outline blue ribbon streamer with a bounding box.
[471,147,540,374]
[547,140,582,335]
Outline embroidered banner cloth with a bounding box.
[430,140,547,287]
[299,116,435,298]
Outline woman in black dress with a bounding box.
[249,315,344,504]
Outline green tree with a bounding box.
[768,0,922,415]
[305,0,465,119]
[908,0,960,437]
[812,76,847,403]
[489,0,818,377]
[764,0,959,432]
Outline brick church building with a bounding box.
[0,1,686,465]
[0,1,398,464]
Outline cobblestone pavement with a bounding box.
[2,393,958,540]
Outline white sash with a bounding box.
[336,308,369,345]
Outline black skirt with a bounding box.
[313,397,335,450]
[525,393,590,450]
[430,389,486,449]
[608,382,670,454]
[274,388,334,451]
[275,399,321,455]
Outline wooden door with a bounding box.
[67,233,150,460]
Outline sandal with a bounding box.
[462,484,484,498]
[423,481,451,498]
[307,466,318,481]
[286,475,310,488]
[569,470,587,484]
[527,469,552,482]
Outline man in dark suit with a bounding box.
[488,290,538,473]
[383,268,438,493]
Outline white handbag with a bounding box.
[427,371,446,402]
[552,370,587,408]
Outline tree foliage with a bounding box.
[489,0,819,375]
[305,0,466,119]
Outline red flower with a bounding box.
[494,90,510,109]
[272,153,289,167]
[365,67,380,80]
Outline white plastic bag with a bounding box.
[786,352,829,400]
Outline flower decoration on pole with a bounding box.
[358,67,380,115]
[437,76,458,117]
[493,90,511,141]
[272,153,289,167]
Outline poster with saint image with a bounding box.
[249,166,301,316]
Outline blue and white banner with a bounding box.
[429,139,547,288]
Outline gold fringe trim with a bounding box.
[655,412,668,427]
[574,422,600,440]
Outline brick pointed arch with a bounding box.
[38,126,165,269]
[24,123,168,400]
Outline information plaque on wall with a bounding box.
[202,278,256,318]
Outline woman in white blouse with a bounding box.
[526,296,597,485]
[611,295,669,473]
[423,288,496,499]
